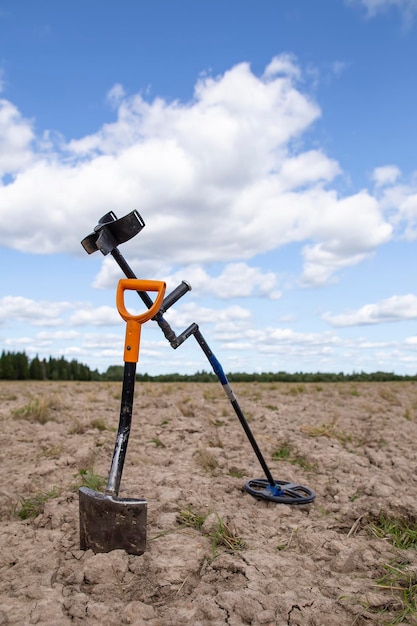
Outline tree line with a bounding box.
[1,351,416,383]
[0,351,100,381]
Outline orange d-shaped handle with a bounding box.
[116,279,166,362]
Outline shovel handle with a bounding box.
[116,279,166,323]
[117,279,166,363]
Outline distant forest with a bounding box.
[0,350,416,383]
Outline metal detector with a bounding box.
[81,211,315,520]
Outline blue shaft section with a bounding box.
[193,327,276,487]
[208,353,228,386]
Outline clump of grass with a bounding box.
[12,396,51,424]
[265,404,279,411]
[272,446,291,461]
[90,418,108,431]
[228,467,246,479]
[367,513,417,550]
[72,467,107,492]
[244,410,254,422]
[194,449,218,474]
[0,392,18,401]
[150,437,166,448]
[177,507,206,531]
[209,514,246,555]
[272,444,317,472]
[207,434,224,448]
[283,384,305,396]
[15,486,61,520]
[276,527,299,551]
[349,492,363,502]
[203,388,218,402]
[179,402,195,417]
[38,445,63,460]
[300,418,351,444]
[375,561,417,625]
[177,508,246,555]
[378,387,401,406]
[292,456,317,472]
[68,416,87,435]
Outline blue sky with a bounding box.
[1,0,417,376]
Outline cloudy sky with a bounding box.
[1,0,417,376]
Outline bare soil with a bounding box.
[1,380,417,625]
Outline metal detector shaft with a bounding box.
[191,326,315,503]
[192,326,276,488]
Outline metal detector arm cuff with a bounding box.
[81,211,145,256]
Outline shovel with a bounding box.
[79,278,166,555]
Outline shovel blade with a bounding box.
[79,487,147,556]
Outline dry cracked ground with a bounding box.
[1,380,417,625]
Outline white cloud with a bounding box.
[0,99,34,175]
[263,53,301,80]
[378,179,417,240]
[217,325,343,362]
[300,190,392,286]
[372,165,401,187]
[35,330,81,341]
[81,332,124,349]
[93,258,282,300]
[106,83,126,108]
[277,150,340,190]
[301,245,369,287]
[164,302,251,329]
[348,0,417,23]
[167,263,282,300]
[3,330,82,355]
[0,295,73,326]
[0,55,404,285]
[331,61,350,76]
[323,294,417,326]
[69,305,121,326]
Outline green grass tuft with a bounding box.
[368,513,417,550]
[376,561,417,625]
[15,487,61,520]
[73,467,107,492]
